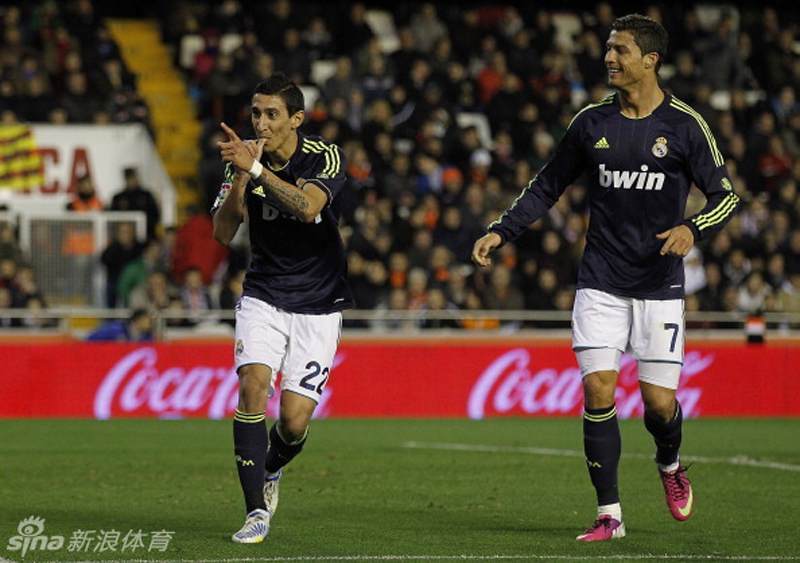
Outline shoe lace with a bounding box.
[664,465,690,500]
[590,516,614,531]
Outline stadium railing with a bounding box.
[0,308,796,341]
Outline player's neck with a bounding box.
[267,132,299,169]
[617,81,665,119]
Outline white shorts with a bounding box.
[234,296,342,403]
[572,288,685,389]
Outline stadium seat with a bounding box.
[455,113,494,150]
[552,12,582,50]
[298,85,321,112]
[311,60,337,88]
[220,33,243,56]
[178,34,204,70]
[364,9,400,54]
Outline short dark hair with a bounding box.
[610,14,668,72]
[129,308,150,323]
[253,72,305,116]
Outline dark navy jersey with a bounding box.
[219,131,354,314]
[489,92,740,300]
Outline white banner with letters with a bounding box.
[0,123,175,226]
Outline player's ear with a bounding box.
[290,110,305,130]
[644,52,659,70]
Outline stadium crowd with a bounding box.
[1,1,800,332]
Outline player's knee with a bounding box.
[642,395,675,422]
[237,366,271,410]
[277,419,308,444]
[582,371,617,408]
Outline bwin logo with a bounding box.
[599,164,665,191]
[6,516,65,557]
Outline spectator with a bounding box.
[0,223,23,264]
[274,28,311,84]
[526,267,559,313]
[420,287,459,329]
[0,257,19,294]
[19,294,57,329]
[409,3,447,54]
[724,248,751,287]
[180,266,213,314]
[427,244,453,290]
[434,206,472,264]
[776,272,800,314]
[101,222,144,307]
[324,56,357,101]
[128,270,175,313]
[386,251,410,290]
[87,308,154,342]
[116,239,164,308]
[303,16,333,62]
[766,253,788,290]
[758,134,793,194]
[406,266,429,310]
[218,267,245,310]
[66,173,103,211]
[372,287,416,332]
[482,264,525,312]
[684,247,707,295]
[172,205,227,286]
[698,262,727,311]
[0,286,18,328]
[737,271,771,314]
[11,264,42,307]
[695,13,750,91]
[764,28,796,95]
[109,167,161,240]
[666,51,701,103]
[334,2,373,57]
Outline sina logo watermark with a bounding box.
[6,516,65,557]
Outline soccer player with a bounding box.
[472,15,740,541]
[212,72,354,543]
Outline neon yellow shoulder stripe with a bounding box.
[567,95,616,129]
[669,98,724,167]
[302,138,341,177]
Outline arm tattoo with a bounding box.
[255,171,309,217]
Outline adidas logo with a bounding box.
[252,186,265,197]
[594,137,610,149]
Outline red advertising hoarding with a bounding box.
[1,339,798,419]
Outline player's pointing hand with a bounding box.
[656,224,694,257]
[217,122,256,173]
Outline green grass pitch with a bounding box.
[1,418,799,562]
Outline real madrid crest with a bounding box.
[652,136,668,158]
[236,339,244,355]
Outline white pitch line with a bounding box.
[403,441,800,472]
[30,556,800,563]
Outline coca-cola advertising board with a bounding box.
[1,340,798,419]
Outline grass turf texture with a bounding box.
[1,418,799,562]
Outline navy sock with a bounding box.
[583,404,621,506]
[265,423,307,474]
[233,410,268,513]
[644,401,683,466]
